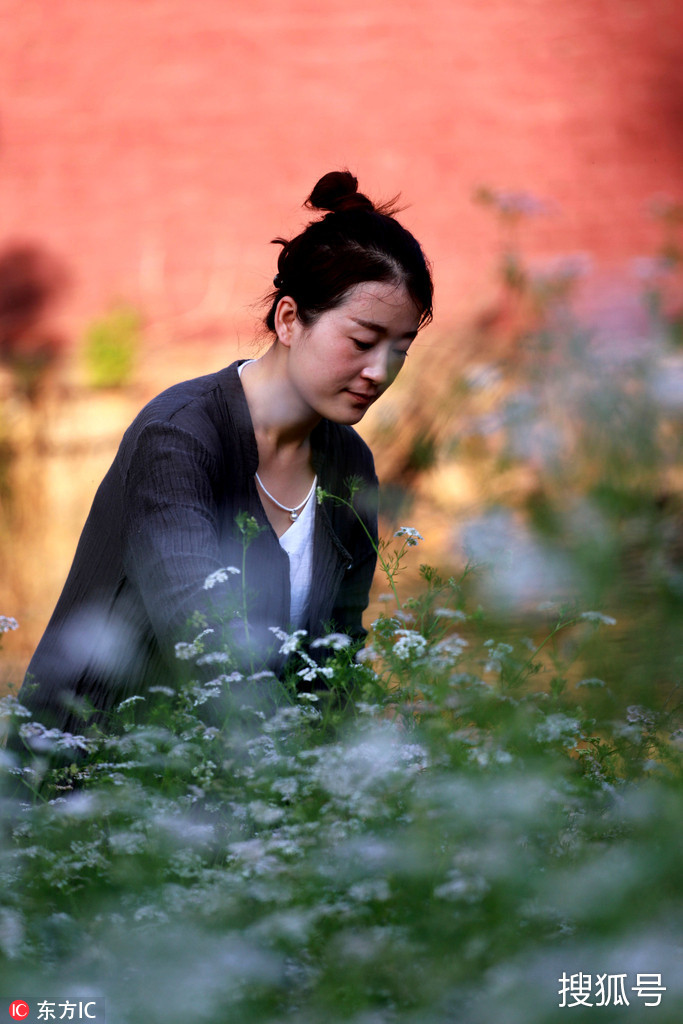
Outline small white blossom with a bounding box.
[579,611,617,625]
[174,627,214,661]
[355,645,377,664]
[393,526,424,546]
[191,680,223,706]
[533,713,581,745]
[247,670,275,682]
[297,665,334,683]
[269,627,307,655]
[310,632,352,650]
[148,685,175,696]
[434,607,468,620]
[203,566,241,589]
[248,800,285,826]
[483,640,514,673]
[355,701,382,716]
[196,651,233,666]
[428,634,468,668]
[392,628,427,661]
[0,616,19,634]
[0,695,32,719]
[18,722,96,753]
[115,695,146,712]
[394,609,416,624]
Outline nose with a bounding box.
[360,344,390,386]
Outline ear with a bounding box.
[273,295,299,348]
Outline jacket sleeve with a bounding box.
[121,421,244,659]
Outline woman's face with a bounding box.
[278,280,421,425]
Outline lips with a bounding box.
[346,389,378,404]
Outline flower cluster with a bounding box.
[393,526,424,546]
[203,566,241,589]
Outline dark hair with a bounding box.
[265,171,433,333]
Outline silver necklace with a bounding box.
[255,472,317,521]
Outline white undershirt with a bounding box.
[238,360,316,628]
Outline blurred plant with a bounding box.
[82,304,141,389]
[1,530,682,1023]
[0,242,68,401]
[473,185,552,297]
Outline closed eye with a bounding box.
[352,339,374,352]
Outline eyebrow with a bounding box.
[350,317,418,341]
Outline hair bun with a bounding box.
[306,171,375,215]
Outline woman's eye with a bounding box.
[352,339,373,352]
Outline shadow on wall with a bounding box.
[0,241,70,402]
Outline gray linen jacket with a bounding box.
[18,361,378,732]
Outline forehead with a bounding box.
[335,281,421,335]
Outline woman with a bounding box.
[17,171,433,734]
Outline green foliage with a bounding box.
[1,539,682,1023]
[82,305,141,389]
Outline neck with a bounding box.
[240,344,320,452]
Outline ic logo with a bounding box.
[9,1002,30,1021]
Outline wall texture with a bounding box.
[0,0,681,340]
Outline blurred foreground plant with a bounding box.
[1,529,682,1023]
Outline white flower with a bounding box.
[0,616,19,634]
[394,609,416,624]
[355,645,377,664]
[196,651,233,666]
[483,639,514,672]
[203,566,241,589]
[269,627,307,655]
[392,628,427,661]
[191,677,230,706]
[428,634,468,668]
[173,627,215,661]
[393,526,424,546]
[354,701,381,716]
[434,607,467,620]
[174,642,197,660]
[18,721,96,753]
[310,632,352,650]
[0,695,32,719]
[297,665,334,683]
[533,713,581,745]
[579,611,617,625]
[115,695,146,712]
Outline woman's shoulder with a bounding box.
[135,364,239,427]
[118,363,245,467]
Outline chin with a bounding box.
[336,405,370,426]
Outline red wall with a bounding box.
[0,0,682,340]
